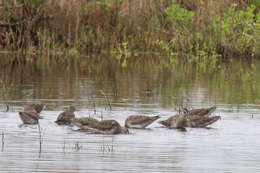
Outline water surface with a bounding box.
[0,56,260,172]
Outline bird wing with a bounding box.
[187,115,220,127]
[95,120,119,131]
[126,115,152,125]
[33,104,44,113]
[56,111,74,121]
[188,109,203,115]
[75,117,98,125]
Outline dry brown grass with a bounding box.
[0,0,257,58]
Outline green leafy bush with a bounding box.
[166,1,195,28]
[165,0,259,63]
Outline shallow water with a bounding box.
[0,57,260,172]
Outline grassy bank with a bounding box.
[0,0,259,66]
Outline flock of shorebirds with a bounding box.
[18,104,220,134]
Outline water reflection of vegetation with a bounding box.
[0,54,259,107]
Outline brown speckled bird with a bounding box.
[19,110,40,124]
[159,113,220,129]
[19,103,45,124]
[158,114,186,130]
[184,106,216,116]
[125,115,160,129]
[72,117,99,130]
[24,104,45,113]
[73,119,129,135]
[55,106,76,125]
[185,115,220,127]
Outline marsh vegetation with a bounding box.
[0,0,259,68]
[0,1,260,172]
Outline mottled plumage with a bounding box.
[185,115,221,127]
[184,106,216,116]
[158,114,186,129]
[19,110,39,124]
[72,117,99,130]
[55,106,76,125]
[74,119,129,135]
[24,104,45,113]
[19,103,44,124]
[125,115,160,129]
[73,117,99,125]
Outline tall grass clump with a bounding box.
[0,0,259,67]
[0,1,171,56]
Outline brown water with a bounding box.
[0,56,260,172]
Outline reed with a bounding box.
[0,0,259,66]
[93,103,96,115]
[1,132,4,152]
[5,104,9,112]
[62,138,66,152]
[74,142,82,151]
[37,123,43,153]
[100,143,114,153]
[101,90,112,111]
[101,111,103,121]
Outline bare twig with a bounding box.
[101,144,105,153]
[75,142,79,151]
[5,104,9,112]
[107,144,110,152]
[100,90,112,111]
[111,137,114,152]
[63,138,66,152]
[101,111,103,121]
[99,143,114,153]
[1,132,4,152]
[93,102,96,115]
[74,142,82,151]
[37,123,42,154]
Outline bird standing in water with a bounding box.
[73,119,129,135]
[55,106,76,125]
[125,115,160,129]
[183,106,216,116]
